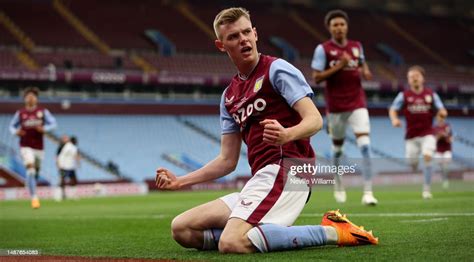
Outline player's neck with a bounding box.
[411,86,423,94]
[25,104,37,111]
[331,37,347,47]
[237,54,260,80]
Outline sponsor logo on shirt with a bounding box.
[407,103,431,113]
[232,98,267,125]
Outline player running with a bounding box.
[434,113,453,189]
[156,7,378,254]
[9,87,57,208]
[57,136,80,200]
[389,65,447,199]
[311,9,377,205]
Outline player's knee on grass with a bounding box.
[171,215,198,248]
[218,233,254,254]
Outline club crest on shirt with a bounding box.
[37,111,43,118]
[330,50,338,56]
[407,97,414,103]
[425,95,432,103]
[253,76,265,93]
[352,47,360,58]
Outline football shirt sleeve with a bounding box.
[311,44,326,71]
[9,111,20,135]
[359,43,366,64]
[390,92,404,111]
[269,59,314,107]
[220,91,239,134]
[433,93,445,110]
[43,109,58,132]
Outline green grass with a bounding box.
[1,182,474,261]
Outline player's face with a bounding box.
[328,17,348,41]
[215,16,259,68]
[24,93,38,107]
[407,70,424,89]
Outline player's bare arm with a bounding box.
[389,108,402,127]
[437,108,448,118]
[156,132,242,190]
[15,129,26,136]
[361,62,372,80]
[260,97,322,145]
[312,52,350,84]
[35,126,45,133]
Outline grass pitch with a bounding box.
[1,182,473,261]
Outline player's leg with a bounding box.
[347,108,377,205]
[20,147,39,208]
[439,151,452,189]
[219,165,327,253]
[59,170,67,200]
[171,194,235,249]
[405,138,421,172]
[219,166,378,253]
[70,170,78,199]
[218,218,255,253]
[220,217,334,253]
[328,112,348,203]
[421,135,436,199]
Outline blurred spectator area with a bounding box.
[0,0,472,84]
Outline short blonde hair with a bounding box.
[408,65,425,76]
[213,7,250,39]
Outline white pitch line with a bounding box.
[299,213,474,217]
[400,217,449,223]
[2,214,170,220]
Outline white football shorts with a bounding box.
[328,108,370,140]
[20,147,44,168]
[219,164,310,226]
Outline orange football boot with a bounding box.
[31,197,40,209]
[321,209,379,246]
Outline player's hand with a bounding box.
[35,126,45,133]
[437,108,448,118]
[155,168,180,190]
[391,118,402,128]
[15,129,26,137]
[339,52,351,67]
[260,119,291,145]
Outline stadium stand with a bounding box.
[1,108,472,183]
[32,49,138,70]
[0,0,472,185]
[0,115,121,186]
[1,0,90,48]
[62,0,215,52]
[0,0,471,89]
[0,20,18,46]
[0,48,25,69]
[392,13,474,66]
